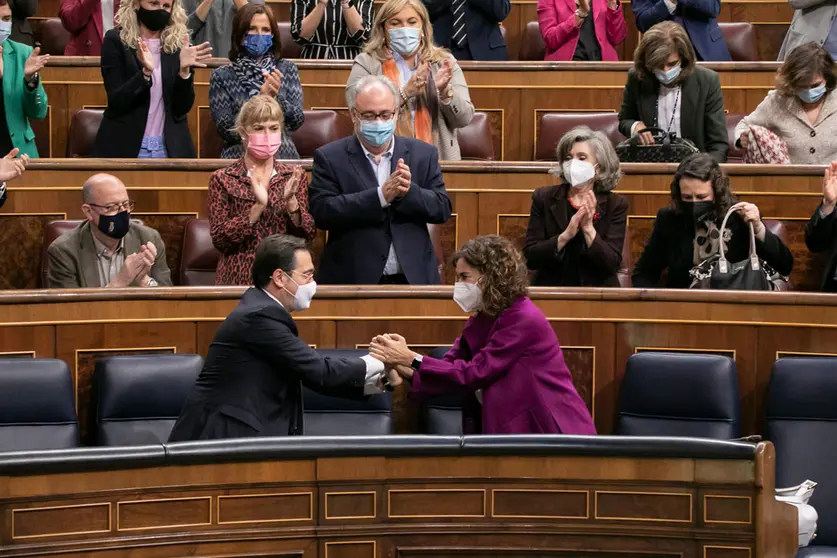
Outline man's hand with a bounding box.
[395,158,410,198]
[111,252,148,288]
[0,148,29,182]
[135,242,158,286]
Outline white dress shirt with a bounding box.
[657,84,682,138]
[664,0,677,13]
[102,0,115,32]
[361,138,403,277]
[261,288,385,394]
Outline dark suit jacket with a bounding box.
[631,0,730,61]
[632,206,794,288]
[805,204,837,292]
[523,184,628,287]
[308,136,453,285]
[10,0,36,46]
[92,29,197,158]
[618,65,729,163]
[168,288,368,441]
[423,0,510,61]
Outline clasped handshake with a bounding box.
[368,333,420,387]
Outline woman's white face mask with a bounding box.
[453,281,482,313]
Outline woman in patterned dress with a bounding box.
[291,0,374,60]
[209,3,304,159]
[208,96,316,286]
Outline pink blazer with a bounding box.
[537,0,627,61]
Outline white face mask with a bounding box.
[562,159,597,188]
[453,281,482,313]
[282,273,317,312]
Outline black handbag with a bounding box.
[689,205,789,291]
[615,127,700,163]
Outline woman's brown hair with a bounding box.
[452,235,528,316]
[633,21,696,84]
[228,3,282,61]
[775,42,837,97]
[670,153,734,218]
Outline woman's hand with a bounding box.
[369,333,416,367]
[249,167,269,206]
[137,39,156,75]
[823,161,837,216]
[558,205,586,250]
[23,46,49,81]
[435,59,453,95]
[393,364,414,381]
[260,69,283,97]
[606,0,619,9]
[633,122,655,146]
[734,202,765,238]
[404,63,429,99]
[179,38,212,75]
[738,129,750,150]
[284,167,305,212]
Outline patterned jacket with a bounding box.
[208,158,317,285]
[209,58,305,159]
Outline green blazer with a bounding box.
[2,40,48,158]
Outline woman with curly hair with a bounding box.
[369,235,596,435]
[92,0,212,157]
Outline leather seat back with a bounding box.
[38,18,72,55]
[618,352,740,438]
[427,223,445,283]
[719,22,758,62]
[418,346,465,435]
[766,357,837,547]
[458,112,495,160]
[277,21,302,59]
[42,220,84,287]
[520,20,545,61]
[91,354,203,446]
[179,218,221,286]
[0,358,80,450]
[290,110,354,159]
[617,228,632,288]
[67,109,104,158]
[303,350,393,435]
[535,112,625,160]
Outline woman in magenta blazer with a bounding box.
[537,0,627,61]
[370,235,596,435]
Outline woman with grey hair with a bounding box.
[523,126,628,287]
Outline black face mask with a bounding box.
[136,7,171,32]
[682,201,714,225]
[97,210,131,239]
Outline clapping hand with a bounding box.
[822,161,837,215]
[179,37,212,75]
[404,62,429,98]
[0,148,29,182]
[249,167,269,206]
[564,205,587,239]
[381,159,411,203]
[137,39,155,75]
[435,59,453,94]
[23,46,49,81]
[578,0,591,13]
[260,69,283,97]
[284,166,305,212]
[112,242,156,287]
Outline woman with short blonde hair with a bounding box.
[345,0,474,161]
[208,95,316,285]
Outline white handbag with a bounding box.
[776,480,818,547]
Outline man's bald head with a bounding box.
[82,174,128,207]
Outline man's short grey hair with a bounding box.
[550,126,623,192]
[347,75,398,111]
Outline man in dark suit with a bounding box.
[168,235,400,441]
[422,0,510,61]
[309,75,452,285]
[806,162,837,292]
[631,0,730,61]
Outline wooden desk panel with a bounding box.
[40,60,780,160]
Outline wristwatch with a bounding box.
[410,354,423,371]
[381,373,394,392]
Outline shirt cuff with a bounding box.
[377,185,390,208]
[819,204,835,219]
[664,0,677,13]
[630,121,642,136]
[360,354,385,394]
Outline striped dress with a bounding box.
[290,0,374,60]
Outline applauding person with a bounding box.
[291,0,374,60]
[209,96,316,286]
[370,235,596,435]
[0,2,49,159]
[0,147,30,209]
[210,4,304,159]
[537,0,627,61]
[93,0,212,158]
[805,162,837,292]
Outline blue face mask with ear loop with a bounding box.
[0,21,12,43]
[654,63,682,85]
[799,84,827,104]
[358,118,396,147]
[243,34,273,57]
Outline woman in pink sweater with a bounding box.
[537,0,627,61]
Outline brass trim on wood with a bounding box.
[776,350,837,360]
[0,350,36,357]
[216,491,314,525]
[116,496,212,531]
[491,488,590,520]
[387,488,487,518]
[11,502,112,540]
[703,494,753,525]
[324,491,377,520]
[594,490,693,523]
[634,347,738,360]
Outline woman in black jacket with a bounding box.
[632,153,793,289]
[92,0,211,158]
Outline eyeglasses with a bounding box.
[356,110,396,122]
[290,269,315,281]
[88,200,135,214]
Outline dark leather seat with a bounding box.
[41,220,83,287]
[302,350,393,436]
[458,112,495,160]
[179,218,220,286]
[277,21,302,59]
[618,352,740,439]
[719,22,759,62]
[290,110,354,159]
[617,229,632,288]
[520,20,545,61]
[38,18,72,56]
[418,346,466,435]
[0,358,79,451]
[535,112,625,160]
[67,109,104,158]
[766,358,837,556]
[91,354,203,446]
[726,114,745,163]
[427,224,446,282]
[201,118,224,159]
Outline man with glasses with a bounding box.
[309,74,452,285]
[46,173,172,288]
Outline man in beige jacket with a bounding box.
[46,173,172,289]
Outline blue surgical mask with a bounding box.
[654,64,682,85]
[358,118,396,147]
[242,34,273,57]
[0,21,11,44]
[388,27,421,56]
[799,84,827,104]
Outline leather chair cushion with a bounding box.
[458,112,495,160]
[419,346,464,435]
[179,218,220,286]
[290,110,354,159]
[277,21,302,59]
[92,354,203,446]
[520,20,545,61]
[536,112,624,160]
[767,358,837,546]
[0,358,79,451]
[719,22,758,62]
[618,352,740,439]
[0,445,166,475]
[42,220,83,288]
[67,109,104,158]
[38,18,71,56]
[797,548,837,557]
